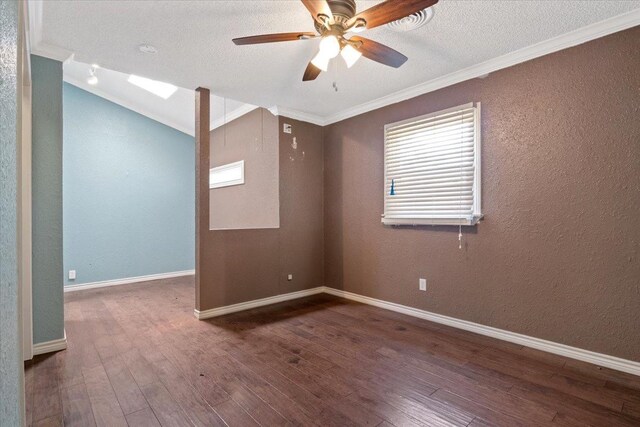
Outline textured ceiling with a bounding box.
[40,1,640,121]
[64,59,254,136]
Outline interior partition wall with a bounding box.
[0,0,24,423]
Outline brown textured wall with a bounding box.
[210,108,279,230]
[197,114,324,310]
[323,27,640,361]
[278,117,325,292]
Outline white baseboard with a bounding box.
[33,330,67,356]
[195,287,325,320]
[64,270,195,292]
[323,287,640,377]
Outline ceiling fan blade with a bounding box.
[347,0,438,30]
[350,36,408,68]
[301,0,333,22]
[233,32,317,45]
[302,61,322,81]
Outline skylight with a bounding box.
[127,75,178,99]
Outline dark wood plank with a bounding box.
[102,355,149,415]
[199,351,319,426]
[622,400,640,419]
[143,355,227,426]
[125,408,162,427]
[510,383,640,427]
[24,360,34,426]
[119,348,159,387]
[60,383,97,427]
[32,414,63,427]
[82,365,128,427]
[139,381,193,427]
[31,354,62,423]
[345,389,425,427]
[225,384,288,426]
[25,278,640,427]
[430,389,533,427]
[212,398,260,426]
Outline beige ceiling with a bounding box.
[36,1,640,123]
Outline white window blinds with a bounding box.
[383,103,482,226]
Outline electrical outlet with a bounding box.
[419,278,427,291]
[287,274,293,281]
[283,123,292,134]
[69,270,76,280]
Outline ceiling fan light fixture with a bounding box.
[231,0,427,81]
[319,35,340,59]
[311,50,330,72]
[341,44,362,68]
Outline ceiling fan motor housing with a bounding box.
[314,0,357,32]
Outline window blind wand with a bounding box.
[458,225,462,250]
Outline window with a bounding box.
[383,103,482,226]
[209,160,244,189]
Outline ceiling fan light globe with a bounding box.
[341,44,362,68]
[319,35,340,58]
[311,50,330,72]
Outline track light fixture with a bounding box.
[87,65,98,85]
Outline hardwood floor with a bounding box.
[25,277,640,426]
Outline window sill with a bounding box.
[381,215,483,227]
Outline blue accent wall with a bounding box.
[32,55,64,344]
[63,83,195,286]
[0,1,22,422]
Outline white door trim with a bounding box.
[20,66,33,361]
[20,0,33,362]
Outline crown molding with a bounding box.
[313,8,640,126]
[210,104,259,130]
[269,105,325,126]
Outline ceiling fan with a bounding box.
[232,0,439,81]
